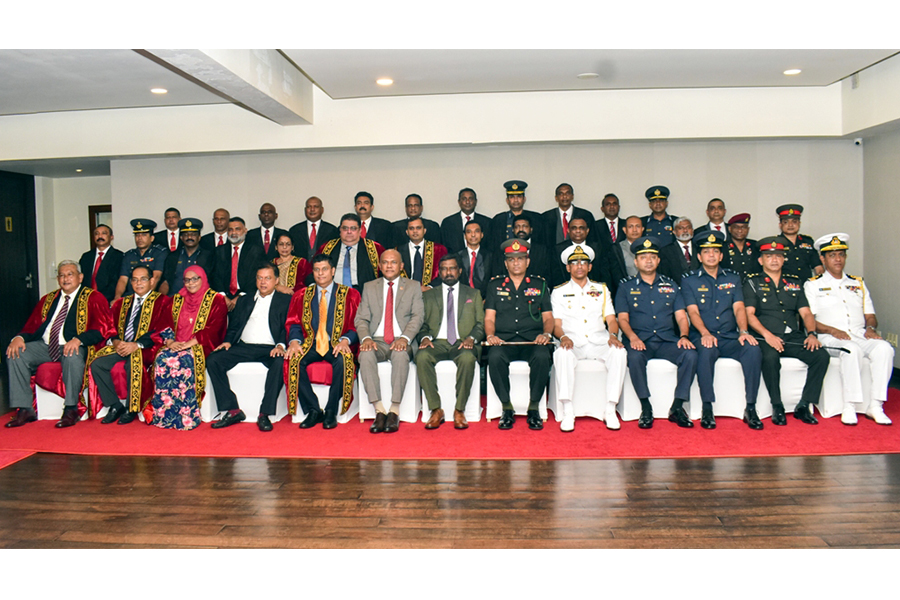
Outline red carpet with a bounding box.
[2,389,899,461]
[0,450,35,470]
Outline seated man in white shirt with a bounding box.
[804,233,894,425]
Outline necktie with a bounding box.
[310,223,317,250]
[383,281,395,344]
[316,289,329,356]
[343,246,353,286]
[446,287,457,345]
[413,246,423,282]
[562,212,569,240]
[609,220,617,242]
[264,229,271,254]
[217,234,224,247]
[360,221,367,238]
[683,244,691,263]
[170,232,176,252]
[125,296,142,342]
[230,246,239,295]
[47,294,70,362]
[715,225,721,232]
[91,250,104,289]
[469,251,476,287]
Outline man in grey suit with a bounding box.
[416,254,485,430]
[355,249,425,433]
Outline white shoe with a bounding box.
[841,406,858,426]
[866,401,893,425]
[605,404,620,430]
[559,401,575,432]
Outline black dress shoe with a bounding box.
[257,414,273,432]
[55,407,79,428]
[384,412,400,433]
[700,408,716,430]
[743,408,764,430]
[210,410,245,429]
[370,412,387,433]
[322,413,338,429]
[638,407,654,429]
[298,409,324,429]
[101,404,127,424]
[668,407,694,428]
[771,404,787,426]
[526,410,543,430]
[794,404,818,425]
[5,408,37,428]
[117,410,139,425]
[498,409,515,430]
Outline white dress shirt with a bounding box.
[240,291,278,346]
[335,242,359,286]
[42,286,81,346]
[372,278,406,341]
[804,271,875,335]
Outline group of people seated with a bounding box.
[4,181,893,434]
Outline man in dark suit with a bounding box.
[245,203,290,261]
[492,214,550,281]
[355,191,395,250]
[206,263,291,432]
[289,196,338,261]
[396,217,448,289]
[320,213,384,292]
[392,194,441,245]
[541,183,597,246]
[489,180,544,251]
[159,218,215,296]
[456,220,492,298]
[440,187,492,255]
[153,207,182,253]
[200,208,230,252]
[80,224,123,303]
[550,217,610,289]
[608,215,645,297]
[212,217,266,311]
[416,254,485,430]
[597,193,626,249]
[659,217,700,284]
[694,198,729,238]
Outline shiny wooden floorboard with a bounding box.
[2,453,900,548]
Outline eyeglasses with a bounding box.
[183,276,201,283]
[131,277,150,283]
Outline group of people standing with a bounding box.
[4,181,893,434]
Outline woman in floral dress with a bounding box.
[149,265,226,429]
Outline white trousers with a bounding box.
[553,342,628,405]
[819,333,895,404]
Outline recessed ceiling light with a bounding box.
[783,69,802,76]
[577,73,599,79]
[75,169,82,173]
[150,87,168,94]
[376,78,393,86]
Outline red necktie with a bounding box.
[361,221,367,238]
[217,234,224,246]
[310,223,317,250]
[230,246,239,295]
[383,281,394,344]
[562,212,569,239]
[683,244,691,262]
[264,229,271,254]
[715,225,721,232]
[91,250,104,289]
[609,220,616,242]
[170,232,176,252]
[469,251,476,287]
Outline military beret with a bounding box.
[727,213,751,226]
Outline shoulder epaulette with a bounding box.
[745,272,762,279]
[808,273,823,281]
[783,273,800,280]
[553,281,568,289]
[489,275,504,281]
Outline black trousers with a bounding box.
[759,332,829,407]
[487,344,552,411]
[206,343,284,415]
[294,349,351,417]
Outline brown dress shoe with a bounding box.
[55,407,79,428]
[5,408,37,428]
[425,408,445,429]
[370,412,387,433]
[384,412,400,433]
[453,409,469,429]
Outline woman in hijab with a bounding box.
[148,265,227,429]
[273,233,312,294]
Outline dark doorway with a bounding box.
[0,170,39,413]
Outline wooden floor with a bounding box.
[2,452,900,548]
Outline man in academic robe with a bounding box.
[440,187,492,255]
[354,191,395,250]
[212,217,266,311]
[245,202,290,261]
[89,265,173,424]
[284,253,361,430]
[79,223,124,303]
[319,213,384,291]
[5,260,113,428]
[289,196,338,261]
[397,217,448,290]
[541,183,597,246]
[392,193,441,245]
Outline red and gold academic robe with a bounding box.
[166,290,227,405]
[400,240,448,286]
[273,256,313,293]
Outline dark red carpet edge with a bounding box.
[2,388,899,462]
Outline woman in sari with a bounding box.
[148,265,227,429]
[273,233,312,294]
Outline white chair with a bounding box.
[755,357,866,419]
[619,359,701,422]
[486,361,548,420]
[291,382,359,425]
[201,363,289,423]
[357,362,421,423]
[35,387,89,421]
[419,360,482,423]
[548,359,613,422]
[703,358,750,419]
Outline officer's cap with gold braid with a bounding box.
[631,236,660,255]
[503,180,528,195]
[645,186,670,202]
[561,244,595,264]
[501,238,530,256]
[776,204,804,219]
[693,230,725,249]
[814,232,849,254]
[178,218,203,233]
[758,236,788,254]
[130,219,157,234]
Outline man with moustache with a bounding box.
[200,208,231,251]
[397,217,448,290]
[776,204,823,279]
[641,186,679,248]
[440,187,492,255]
[541,183,596,246]
[550,217,610,289]
[598,193,626,248]
[212,217,266,312]
[115,219,168,300]
[79,224,123,303]
[153,207,182,253]
[489,180,544,250]
[695,198,728,237]
[608,216,645,296]
[289,196,338,261]
[658,217,700,284]
[320,213,384,291]
[354,191,395,250]
[392,193,441,245]
[722,213,759,281]
[160,218,214,296]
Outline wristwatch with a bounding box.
[739,330,749,335]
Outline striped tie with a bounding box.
[124,297,143,342]
[47,294,70,362]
